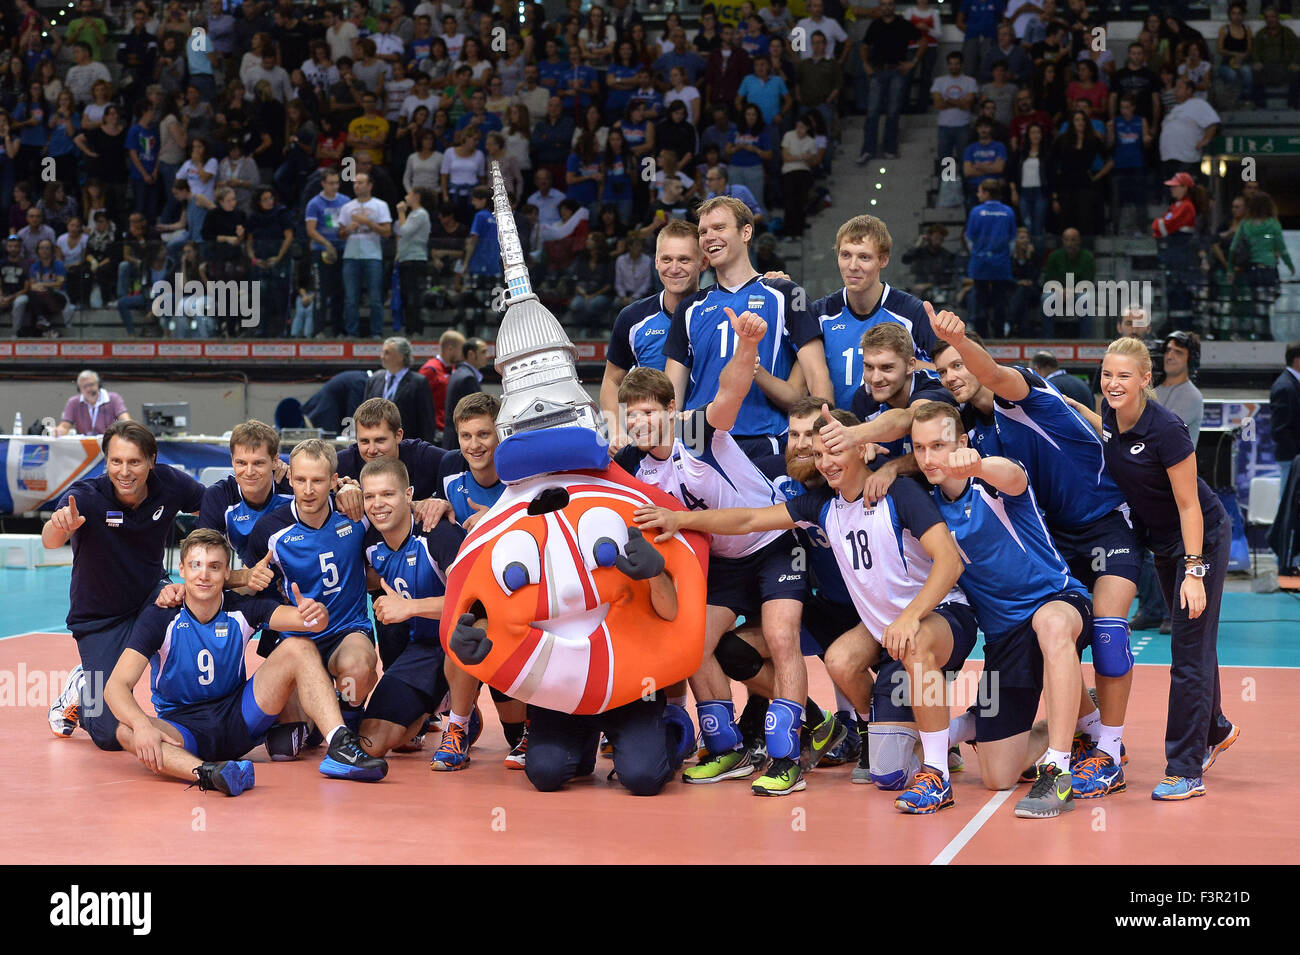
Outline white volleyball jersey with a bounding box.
[785,479,967,640]
[614,407,783,559]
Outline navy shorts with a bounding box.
[733,433,788,462]
[314,627,376,671]
[1050,509,1141,588]
[800,593,862,656]
[159,678,278,762]
[974,590,1094,743]
[707,532,808,619]
[365,640,451,728]
[870,601,980,723]
[73,580,170,752]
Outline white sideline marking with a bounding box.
[930,789,1014,865]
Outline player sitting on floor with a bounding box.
[358,457,466,757]
[615,307,814,796]
[637,405,977,812]
[103,529,387,795]
[911,401,1092,818]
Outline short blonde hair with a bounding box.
[697,195,753,232]
[835,215,893,258]
[289,438,338,473]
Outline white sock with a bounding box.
[948,709,976,747]
[668,694,687,708]
[833,686,854,716]
[920,729,950,780]
[1045,748,1070,774]
[1076,707,1102,737]
[325,725,344,745]
[1097,723,1123,762]
[448,709,470,728]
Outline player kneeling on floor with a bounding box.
[911,402,1091,818]
[359,457,465,757]
[103,529,388,795]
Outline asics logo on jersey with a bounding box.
[645,328,666,335]
[286,534,305,542]
[777,574,801,583]
[1130,443,1145,454]
[152,506,165,521]
[702,305,718,313]
[176,621,189,628]
[1107,548,1130,557]
[232,513,251,521]
[830,323,846,331]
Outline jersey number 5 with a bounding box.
[320,551,341,596]
[844,529,873,571]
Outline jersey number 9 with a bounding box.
[197,648,215,686]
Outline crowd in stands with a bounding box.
[0,0,1294,341]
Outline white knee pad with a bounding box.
[868,724,921,791]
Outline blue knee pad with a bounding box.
[764,698,803,760]
[696,700,742,754]
[663,703,696,767]
[1091,617,1134,677]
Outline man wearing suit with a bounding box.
[442,337,490,450]
[364,337,438,445]
[1030,351,1093,408]
[1271,342,1300,556]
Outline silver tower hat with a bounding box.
[488,161,609,482]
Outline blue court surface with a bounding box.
[5,565,1299,668]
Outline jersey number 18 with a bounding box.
[844,529,873,571]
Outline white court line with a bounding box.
[0,628,68,642]
[930,789,1015,865]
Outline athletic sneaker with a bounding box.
[431,721,471,772]
[467,705,483,748]
[1203,722,1240,773]
[894,766,953,814]
[264,721,309,761]
[851,723,872,784]
[48,665,84,738]
[800,709,846,771]
[393,732,425,754]
[948,744,964,773]
[505,724,528,769]
[1070,732,1094,767]
[746,738,769,774]
[319,728,388,781]
[821,715,861,767]
[682,747,756,783]
[1151,775,1205,801]
[600,733,614,759]
[194,760,255,796]
[1014,764,1074,818]
[1071,753,1126,798]
[752,756,805,796]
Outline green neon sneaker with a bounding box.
[682,747,756,784]
[751,756,806,796]
[800,709,847,771]
[1014,764,1075,818]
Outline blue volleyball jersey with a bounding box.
[436,450,506,523]
[336,438,446,501]
[931,471,1087,640]
[850,371,958,462]
[961,402,1003,458]
[664,274,819,438]
[247,499,372,639]
[607,290,672,372]
[987,368,1127,529]
[812,284,938,410]
[364,517,465,644]
[127,591,282,714]
[197,475,293,566]
[772,474,854,606]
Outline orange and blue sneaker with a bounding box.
[1071,752,1126,798]
[1152,775,1206,800]
[1203,722,1240,773]
[894,766,954,814]
[48,665,84,738]
[1015,763,1074,817]
[504,724,528,770]
[431,721,471,772]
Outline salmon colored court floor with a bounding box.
[3,628,1299,865]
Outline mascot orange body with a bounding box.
[440,463,709,715]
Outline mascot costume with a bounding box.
[439,164,709,795]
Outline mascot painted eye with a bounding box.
[492,530,540,595]
[441,466,709,715]
[577,506,628,570]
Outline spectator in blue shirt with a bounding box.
[127,99,163,224]
[957,0,1005,83]
[964,178,1017,337]
[962,117,1008,208]
[652,26,706,87]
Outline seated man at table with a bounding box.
[56,369,131,436]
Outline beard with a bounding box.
[785,446,820,486]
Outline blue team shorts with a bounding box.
[733,433,789,461]
[707,531,809,619]
[870,601,980,723]
[800,592,863,656]
[313,626,376,671]
[159,678,277,762]
[974,589,1094,743]
[364,640,451,728]
[1049,509,1141,588]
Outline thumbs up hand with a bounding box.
[246,551,274,594]
[373,576,414,624]
[291,581,328,631]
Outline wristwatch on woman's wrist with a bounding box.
[1184,554,1207,578]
